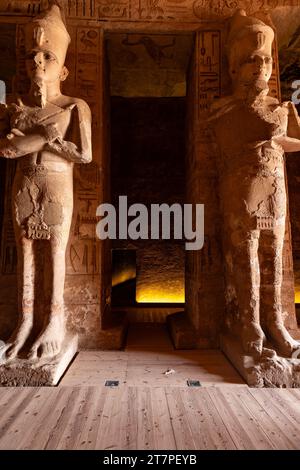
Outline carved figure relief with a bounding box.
[0,0,294,21]
[0,4,92,360]
[210,10,300,358]
[122,35,176,66]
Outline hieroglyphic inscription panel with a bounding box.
[65,26,102,277]
[0,1,299,21]
[197,30,221,115]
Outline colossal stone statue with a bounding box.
[210,10,300,358]
[0,5,92,361]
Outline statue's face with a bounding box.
[25,49,63,84]
[237,51,273,87]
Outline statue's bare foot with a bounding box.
[28,315,65,360]
[242,322,265,356]
[5,315,34,360]
[267,322,300,357]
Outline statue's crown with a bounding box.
[227,9,274,53]
[25,4,71,61]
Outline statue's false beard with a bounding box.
[252,79,269,94]
[244,79,269,103]
[31,79,47,108]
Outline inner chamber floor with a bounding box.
[61,323,245,387]
[1,324,300,450]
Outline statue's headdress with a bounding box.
[227,9,274,76]
[25,4,71,64]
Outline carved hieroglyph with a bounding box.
[0,4,92,361]
[0,1,297,21]
[210,10,300,359]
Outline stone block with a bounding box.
[0,334,78,386]
[167,311,197,349]
[221,333,300,387]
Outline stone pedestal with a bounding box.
[221,333,300,387]
[167,312,197,349]
[0,334,78,386]
[98,312,128,350]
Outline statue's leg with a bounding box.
[6,236,35,359]
[263,226,299,356]
[28,237,67,360]
[232,229,265,355]
[27,170,73,360]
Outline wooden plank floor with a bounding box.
[0,324,300,449]
[0,386,300,449]
[61,324,246,387]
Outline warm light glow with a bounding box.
[136,288,185,304]
[295,291,300,304]
[112,268,136,287]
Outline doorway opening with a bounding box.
[107,32,193,323]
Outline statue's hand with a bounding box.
[8,104,75,141]
[37,105,75,141]
[7,125,57,145]
[6,128,26,139]
[1,127,49,158]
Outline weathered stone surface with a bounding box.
[185,29,224,346]
[167,312,197,349]
[0,0,300,390]
[0,7,112,352]
[64,275,101,305]
[99,312,129,350]
[65,304,104,349]
[0,1,296,22]
[0,334,78,386]
[66,305,128,350]
[210,10,300,360]
[0,4,93,363]
[221,334,300,388]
